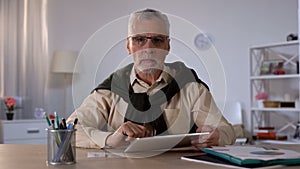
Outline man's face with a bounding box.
[127,19,170,73]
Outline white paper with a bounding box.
[87,152,124,158]
[208,145,300,161]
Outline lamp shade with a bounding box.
[51,50,78,73]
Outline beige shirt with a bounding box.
[67,64,236,148]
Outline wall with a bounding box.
[46,0,298,130]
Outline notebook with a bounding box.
[182,153,252,169]
[198,145,300,168]
[124,132,209,153]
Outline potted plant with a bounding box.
[4,97,16,120]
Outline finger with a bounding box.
[194,142,212,150]
[122,124,140,137]
[106,131,130,147]
[196,125,214,133]
[132,125,152,137]
[125,136,136,142]
[192,140,215,150]
[138,124,153,137]
[122,122,149,138]
[191,130,219,149]
[191,134,210,144]
[132,123,153,137]
[144,128,153,137]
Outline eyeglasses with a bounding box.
[128,35,169,47]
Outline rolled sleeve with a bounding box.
[67,90,114,148]
[191,83,236,145]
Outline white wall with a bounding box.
[46,0,298,130]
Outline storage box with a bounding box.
[263,101,280,108]
[280,101,295,108]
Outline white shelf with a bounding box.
[250,41,300,137]
[255,139,300,145]
[251,108,300,112]
[250,41,299,49]
[250,74,300,80]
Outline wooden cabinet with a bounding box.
[0,119,48,144]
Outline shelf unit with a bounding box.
[250,41,300,139]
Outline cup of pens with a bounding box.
[46,118,77,165]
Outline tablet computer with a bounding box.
[124,132,209,153]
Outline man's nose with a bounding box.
[143,38,156,48]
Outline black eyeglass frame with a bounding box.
[127,35,169,47]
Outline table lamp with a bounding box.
[51,50,78,117]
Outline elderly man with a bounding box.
[67,8,235,150]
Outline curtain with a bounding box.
[0,0,48,118]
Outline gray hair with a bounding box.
[128,8,170,36]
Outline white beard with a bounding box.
[135,58,163,73]
[133,49,165,73]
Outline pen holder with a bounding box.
[46,128,76,165]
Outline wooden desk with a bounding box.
[1,144,300,169]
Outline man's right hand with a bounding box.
[105,121,153,148]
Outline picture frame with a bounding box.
[260,59,285,75]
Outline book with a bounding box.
[253,126,288,140]
[181,153,283,169]
[200,145,300,168]
[254,127,276,138]
[182,153,249,168]
[253,135,288,141]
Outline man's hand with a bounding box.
[105,121,153,147]
[191,125,219,150]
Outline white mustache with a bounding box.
[138,58,158,63]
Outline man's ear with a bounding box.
[166,39,170,53]
[126,39,131,54]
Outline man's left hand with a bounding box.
[191,125,219,150]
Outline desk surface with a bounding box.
[1,144,300,169]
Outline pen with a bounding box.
[51,118,61,145]
[67,123,73,130]
[62,118,67,129]
[54,118,77,162]
[44,112,51,127]
[64,118,78,130]
[51,119,56,129]
[59,123,64,130]
[54,130,74,162]
[72,118,78,129]
[54,112,59,129]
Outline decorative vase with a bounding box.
[257,100,265,108]
[6,111,14,120]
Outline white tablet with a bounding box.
[124,132,209,153]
